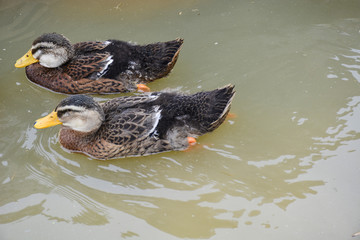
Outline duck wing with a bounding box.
[101,93,160,111]
[64,53,113,80]
[101,106,161,146]
[73,41,110,53]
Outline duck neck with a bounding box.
[59,128,96,152]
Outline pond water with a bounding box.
[1,0,360,239]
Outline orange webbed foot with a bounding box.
[226,112,237,119]
[137,84,150,92]
[187,137,196,146]
[182,137,197,152]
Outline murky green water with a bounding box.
[1,0,360,239]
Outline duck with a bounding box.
[34,85,235,159]
[15,33,184,94]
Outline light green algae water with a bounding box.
[1,0,360,239]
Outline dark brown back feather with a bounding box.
[154,85,235,137]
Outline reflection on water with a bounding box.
[0,118,327,238]
[1,0,360,239]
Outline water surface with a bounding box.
[1,0,360,239]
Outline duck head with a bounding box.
[34,95,105,133]
[15,33,74,68]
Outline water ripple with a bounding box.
[0,1,51,42]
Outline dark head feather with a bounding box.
[33,33,72,48]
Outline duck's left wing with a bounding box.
[101,93,160,111]
[73,41,110,53]
[64,53,113,80]
[101,106,161,146]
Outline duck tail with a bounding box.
[163,38,184,73]
[169,84,235,136]
[140,38,184,81]
[206,84,235,132]
[155,85,235,141]
[197,84,235,133]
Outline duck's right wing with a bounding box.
[100,106,162,146]
[73,41,110,53]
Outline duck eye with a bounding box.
[57,110,68,118]
[57,109,79,118]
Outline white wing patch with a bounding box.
[103,40,112,46]
[148,106,162,136]
[94,55,113,79]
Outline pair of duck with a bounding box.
[15,33,235,160]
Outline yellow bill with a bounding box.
[15,49,39,68]
[34,111,62,129]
